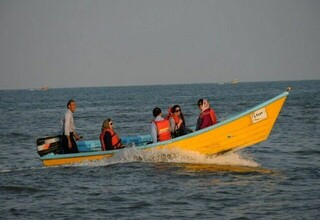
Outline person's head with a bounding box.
[67,99,76,112]
[197,99,210,111]
[101,118,113,131]
[153,107,162,117]
[172,105,181,115]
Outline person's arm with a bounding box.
[169,117,176,133]
[150,122,158,143]
[196,116,202,131]
[103,132,113,150]
[64,112,73,148]
[177,118,183,130]
[73,132,82,141]
[64,112,71,136]
[210,108,218,125]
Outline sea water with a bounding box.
[0,80,319,219]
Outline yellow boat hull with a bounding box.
[42,154,114,167]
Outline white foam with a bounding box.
[75,146,260,168]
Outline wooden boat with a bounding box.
[37,89,290,167]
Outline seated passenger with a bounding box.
[196,99,218,131]
[150,107,171,143]
[166,105,193,137]
[100,118,125,151]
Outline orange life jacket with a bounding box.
[100,128,122,151]
[154,119,171,142]
[165,111,180,125]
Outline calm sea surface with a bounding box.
[0,81,319,219]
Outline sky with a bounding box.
[0,0,319,90]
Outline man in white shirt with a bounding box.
[61,99,81,153]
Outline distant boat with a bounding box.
[37,88,290,167]
[231,79,239,84]
[34,86,49,91]
[40,86,49,90]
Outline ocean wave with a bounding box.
[0,185,42,193]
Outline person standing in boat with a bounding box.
[61,99,81,154]
[166,105,193,137]
[196,99,218,131]
[100,118,125,151]
[150,107,172,143]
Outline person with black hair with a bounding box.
[166,105,193,137]
[196,99,218,131]
[61,99,81,153]
[150,107,171,143]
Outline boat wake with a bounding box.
[0,147,260,173]
[75,146,260,168]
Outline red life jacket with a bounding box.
[100,128,122,151]
[154,119,171,142]
[200,108,217,125]
[165,111,180,125]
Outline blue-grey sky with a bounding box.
[1,0,319,89]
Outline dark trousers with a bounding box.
[62,132,79,154]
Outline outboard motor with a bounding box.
[36,135,63,156]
